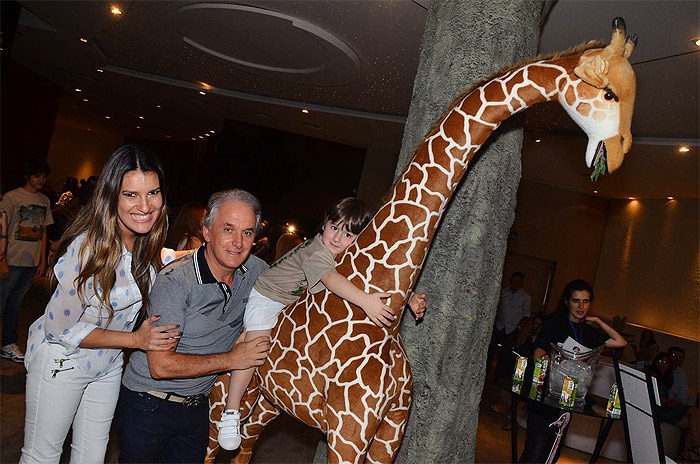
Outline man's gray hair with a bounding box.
[203,189,262,234]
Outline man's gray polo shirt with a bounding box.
[122,245,268,396]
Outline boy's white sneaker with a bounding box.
[1,343,25,363]
[218,409,242,450]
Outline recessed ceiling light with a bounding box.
[199,91,206,95]
[105,115,111,119]
[209,130,215,134]
[136,126,141,129]
[301,109,309,114]
[166,135,171,139]
[204,133,210,137]
[198,135,204,139]
[667,196,675,200]
[75,88,82,92]
[138,116,144,120]
[628,197,636,200]
[534,139,541,143]
[593,190,598,194]
[191,137,196,141]
[110,5,122,15]
[678,146,690,153]
[96,68,104,73]
[156,104,161,109]
[82,98,89,102]
[79,37,88,43]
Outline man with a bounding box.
[668,346,689,406]
[487,272,531,380]
[0,158,53,362]
[115,189,271,463]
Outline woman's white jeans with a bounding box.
[21,342,122,464]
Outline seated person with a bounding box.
[519,279,627,463]
[650,352,699,461]
[631,329,659,371]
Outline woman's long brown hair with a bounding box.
[51,144,168,323]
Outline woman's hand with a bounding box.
[584,315,601,326]
[132,315,182,351]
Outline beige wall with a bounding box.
[45,117,124,190]
[507,179,610,314]
[594,199,699,342]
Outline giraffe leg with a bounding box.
[231,393,281,464]
[204,372,231,464]
[365,402,411,464]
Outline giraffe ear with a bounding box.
[574,54,610,89]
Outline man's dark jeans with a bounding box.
[114,386,209,463]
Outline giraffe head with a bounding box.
[560,17,637,178]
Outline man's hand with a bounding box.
[408,292,427,320]
[35,262,46,279]
[0,261,9,280]
[360,291,395,328]
[229,332,271,370]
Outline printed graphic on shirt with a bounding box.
[15,204,48,241]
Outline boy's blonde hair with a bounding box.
[322,198,372,235]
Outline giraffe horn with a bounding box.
[624,34,638,59]
[600,17,627,59]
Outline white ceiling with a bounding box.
[10,0,700,199]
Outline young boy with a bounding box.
[218,197,426,450]
[0,158,53,362]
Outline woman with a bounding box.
[650,352,700,461]
[632,329,659,368]
[164,202,206,250]
[519,279,627,463]
[21,145,182,464]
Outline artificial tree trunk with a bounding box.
[395,1,549,462]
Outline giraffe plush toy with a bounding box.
[205,17,637,464]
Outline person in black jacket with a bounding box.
[519,279,627,463]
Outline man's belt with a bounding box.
[146,390,206,407]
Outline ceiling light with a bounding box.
[96,68,104,73]
[138,116,144,120]
[204,133,210,137]
[136,126,141,129]
[79,37,88,43]
[628,197,636,201]
[105,115,110,119]
[678,146,690,153]
[110,5,122,15]
[667,196,675,200]
[75,88,82,92]
[287,224,296,233]
[82,98,89,102]
[191,137,196,141]
[694,37,700,47]
[593,190,598,194]
[156,104,161,108]
[199,82,212,90]
[198,135,204,139]
[209,130,215,134]
[301,109,309,114]
[534,139,541,143]
[199,91,206,95]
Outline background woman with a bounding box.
[21,145,182,464]
[632,328,659,369]
[519,279,627,463]
[164,202,205,250]
[650,352,700,461]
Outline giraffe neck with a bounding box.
[338,55,579,305]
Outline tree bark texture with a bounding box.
[395,1,547,463]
